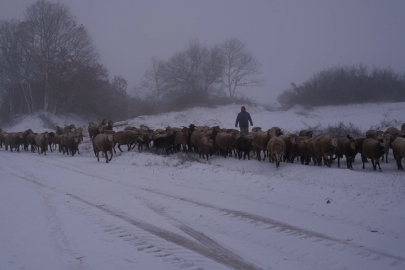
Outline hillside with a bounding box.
[1,102,405,270]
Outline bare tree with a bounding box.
[221,37,263,99]
[161,40,223,98]
[24,0,99,113]
[138,57,165,104]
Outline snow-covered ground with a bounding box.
[1,102,405,270]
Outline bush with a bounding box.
[277,64,405,109]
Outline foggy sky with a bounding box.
[1,0,405,103]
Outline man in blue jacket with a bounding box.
[235,106,253,134]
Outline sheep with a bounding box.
[46,132,55,153]
[174,124,196,152]
[190,126,220,153]
[391,137,405,170]
[135,132,153,152]
[215,131,238,158]
[365,129,384,139]
[152,130,177,155]
[93,133,114,163]
[111,131,129,152]
[279,134,296,163]
[299,130,313,138]
[335,136,357,169]
[252,128,279,161]
[0,131,10,150]
[88,122,100,141]
[251,127,262,132]
[27,133,38,152]
[59,134,80,156]
[35,132,49,155]
[197,135,214,160]
[309,135,337,167]
[55,125,65,135]
[381,134,393,163]
[295,139,312,165]
[8,132,24,152]
[236,134,253,160]
[384,127,401,139]
[22,129,34,151]
[362,138,385,172]
[267,136,286,168]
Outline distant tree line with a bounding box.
[0,1,262,123]
[277,64,405,109]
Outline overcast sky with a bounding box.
[1,0,405,103]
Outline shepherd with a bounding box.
[235,106,253,135]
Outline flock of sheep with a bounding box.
[1,120,405,172]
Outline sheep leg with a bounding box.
[376,160,382,172]
[396,158,403,170]
[109,150,113,162]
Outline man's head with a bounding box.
[241,106,246,112]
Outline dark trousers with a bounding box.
[240,126,249,135]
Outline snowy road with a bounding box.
[1,148,405,270]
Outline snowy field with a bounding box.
[1,102,405,270]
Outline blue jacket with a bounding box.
[235,111,253,128]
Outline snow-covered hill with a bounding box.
[1,102,405,270]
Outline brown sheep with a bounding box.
[335,136,357,169]
[135,132,153,152]
[191,126,220,153]
[88,122,100,141]
[8,132,24,152]
[295,139,312,165]
[111,131,129,153]
[35,132,49,155]
[174,124,196,152]
[22,129,34,151]
[267,136,286,168]
[0,131,10,150]
[252,128,279,161]
[299,130,313,138]
[310,135,337,167]
[279,134,296,163]
[365,129,384,139]
[215,132,237,158]
[384,127,401,139]
[251,127,262,132]
[391,137,405,170]
[93,133,114,163]
[362,138,385,171]
[55,125,65,135]
[60,134,80,156]
[381,134,393,163]
[197,136,214,160]
[27,133,38,152]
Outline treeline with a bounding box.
[0,1,262,123]
[277,65,405,109]
[0,1,129,122]
[130,37,263,115]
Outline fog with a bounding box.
[1,0,405,103]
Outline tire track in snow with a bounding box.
[13,155,405,266]
[2,169,261,270]
[0,169,87,270]
[141,187,405,264]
